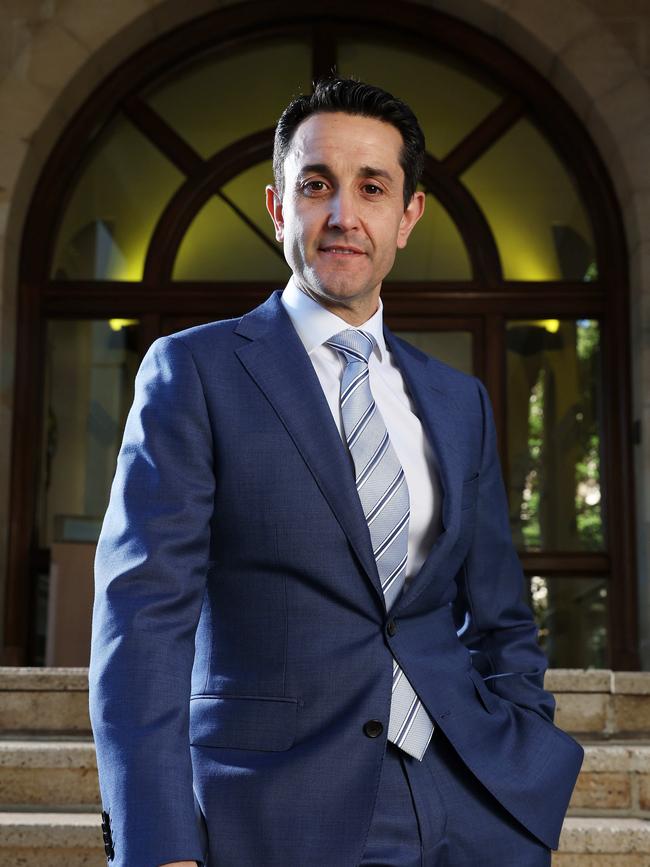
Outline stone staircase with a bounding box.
[0,668,649,866]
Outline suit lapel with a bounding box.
[234,293,386,608]
[384,329,466,610]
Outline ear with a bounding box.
[266,185,284,242]
[396,190,425,249]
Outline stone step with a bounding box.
[0,668,90,734]
[0,738,100,809]
[547,670,650,738]
[0,812,104,866]
[1,667,650,737]
[0,814,647,866]
[569,742,650,817]
[554,817,650,865]
[2,736,649,815]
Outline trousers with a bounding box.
[360,732,552,867]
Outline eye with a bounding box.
[362,183,383,196]
[302,180,328,194]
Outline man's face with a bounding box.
[266,112,424,322]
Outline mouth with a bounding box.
[318,245,366,257]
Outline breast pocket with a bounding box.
[461,472,479,511]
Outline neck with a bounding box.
[295,283,381,326]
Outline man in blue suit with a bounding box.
[89,78,583,866]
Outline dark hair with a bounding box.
[273,77,425,209]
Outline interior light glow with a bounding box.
[109,319,139,332]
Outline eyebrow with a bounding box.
[296,163,395,183]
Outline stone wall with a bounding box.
[582,0,650,77]
[0,0,649,661]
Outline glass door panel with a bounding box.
[38,318,141,546]
[525,575,608,668]
[506,318,604,551]
[34,318,141,665]
[394,329,474,375]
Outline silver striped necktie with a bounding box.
[327,328,434,761]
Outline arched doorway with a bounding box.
[5,0,636,668]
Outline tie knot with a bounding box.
[327,329,375,365]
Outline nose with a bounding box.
[327,189,360,232]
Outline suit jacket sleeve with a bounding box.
[458,377,556,723]
[89,335,213,866]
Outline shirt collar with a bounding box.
[281,277,386,360]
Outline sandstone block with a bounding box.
[558,817,650,853]
[623,190,650,251]
[0,813,102,848]
[0,848,105,867]
[20,21,90,94]
[0,75,53,139]
[581,744,637,773]
[0,740,99,808]
[639,774,650,811]
[56,0,153,53]
[614,672,650,696]
[629,242,650,295]
[0,690,91,733]
[499,0,596,77]
[555,693,608,733]
[612,696,650,734]
[569,771,631,810]
[556,23,637,102]
[553,855,650,865]
[0,667,89,691]
[546,670,612,693]
[0,766,100,808]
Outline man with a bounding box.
[89,78,583,867]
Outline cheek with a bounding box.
[291,213,317,251]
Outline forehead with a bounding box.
[285,111,404,173]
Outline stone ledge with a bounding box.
[581,743,650,772]
[553,854,650,865]
[0,691,91,734]
[546,670,614,693]
[0,668,89,692]
[0,813,101,848]
[4,738,646,771]
[546,670,650,695]
[613,674,650,696]
[558,817,650,853]
[1,814,648,855]
[1,669,649,737]
[0,740,96,768]
[2,668,649,694]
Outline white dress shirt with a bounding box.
[281,279,442,581]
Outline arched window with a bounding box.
[7,3,636,669]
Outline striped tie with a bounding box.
[327,329,434,761]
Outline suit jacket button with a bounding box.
[363,719,384,738]
[386,619,397,637]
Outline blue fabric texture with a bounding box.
[89,291,583,867]
[361,739,552,866]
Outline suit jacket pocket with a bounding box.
[467,667,499,714]
[190,694,298,751]
[461,473,479,510]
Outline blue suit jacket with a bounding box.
[89,291,583,866]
